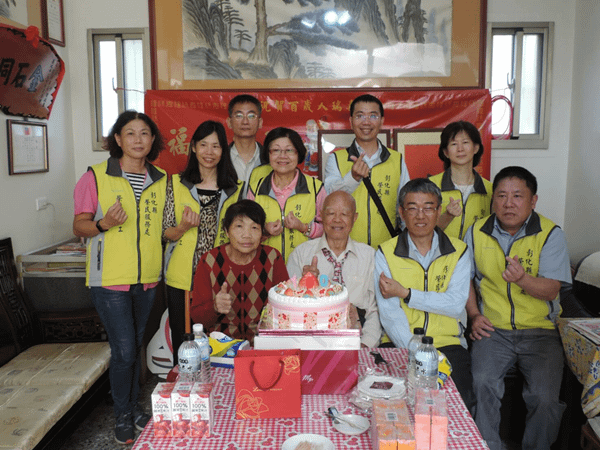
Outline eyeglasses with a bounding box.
[231,112,259,121]
[269,148,297,156]
[353,113,381,122]
[402,206,439,216]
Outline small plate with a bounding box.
[281,434,335,450]
[332,414,370,435]
[357,374,405,399]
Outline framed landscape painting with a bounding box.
[149,0,486,90]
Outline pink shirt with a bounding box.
[247,170,325,239]
[73,170,158,291]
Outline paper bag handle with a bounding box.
[250,360,284,391]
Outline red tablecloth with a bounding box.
[133,348,488,450]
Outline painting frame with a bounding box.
[0,0,42,30]
[149,0,486,90]
[41,0,65,47]
[7,120,49,175]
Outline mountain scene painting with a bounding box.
[182,0,453,82]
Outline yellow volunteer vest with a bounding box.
[86,158,166,287]
[333,141,403,249]
[472,212,561,330]
[429,170,492,240]
[163,175,244,290]
[252,171,322,262]
[248,164,272,195]
[380,229,467,348]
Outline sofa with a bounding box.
[0,237,110,450]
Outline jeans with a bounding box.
[91,284,156,417]
[471,328,565,450]
[166,285,188,366]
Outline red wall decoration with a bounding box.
[145,89,491,180]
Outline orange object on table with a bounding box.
[371,398,415,450]
[415,389,448,450]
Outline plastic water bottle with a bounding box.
[407,327,425,405]
[192,323,211,384]
[177,333,201,382]
[414,336,439,393]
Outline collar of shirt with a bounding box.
[492,213,533,253]
[354,140,383,167]
[318,235,355,262]
[406,232,441,269]
[230,142,260,161]
[270,169,299,199]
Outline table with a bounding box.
[133,348,487,450]
[558,318,600,418]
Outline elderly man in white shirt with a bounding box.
[287,190,382,347]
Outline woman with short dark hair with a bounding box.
[190,200,288,342]
[73,110,166,445]
[247,127,326,262]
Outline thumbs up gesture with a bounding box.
[302,255,320,278]
[214,282,234,314]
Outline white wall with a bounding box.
[0,0,586,263]
[564,0,600,262]
[0,44,75,256]
[487,0,575,231]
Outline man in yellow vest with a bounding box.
[226,94,264,196]
[324,94,410,249]
[375,178,475,413]
[465,166,572,450]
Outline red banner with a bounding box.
[0,25,65,119]
[145,89,491,180]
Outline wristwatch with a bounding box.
[403,288,412,304]
[96,220,108,233]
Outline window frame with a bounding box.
[486,22,554,150]
[87,28,151,152]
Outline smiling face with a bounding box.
[193,131,222,170]
[226,102,263,139]
[322,192,358,242]
[400,192,440,241]
[443,130,479,169]
[493,177,538,235]
[114,119,155,162]
[349,101,384,146]
[226,215,263,259]
[268,137,299,176]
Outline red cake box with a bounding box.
[254,324,360,394]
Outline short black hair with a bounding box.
[261,127,306,166]
[493,166,538,195]
[438,121,484,170]
[104,110,164,161]
[350,94,384,117]
[180,120,238,189]
[222,200,266,231]
[228,94,262,117]
[398,178,443,207]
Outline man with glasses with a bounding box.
[226,94,264,194]
[324,94,410,249]
[374,178,475,412]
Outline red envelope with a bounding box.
[234,349,301,419]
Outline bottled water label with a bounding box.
[415,353,438,377]
[179,353,201,374]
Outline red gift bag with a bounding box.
[234,349,301,419]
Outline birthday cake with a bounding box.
[266,272,349,330]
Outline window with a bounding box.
[88,29,150,151]
[486,23,553,149]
